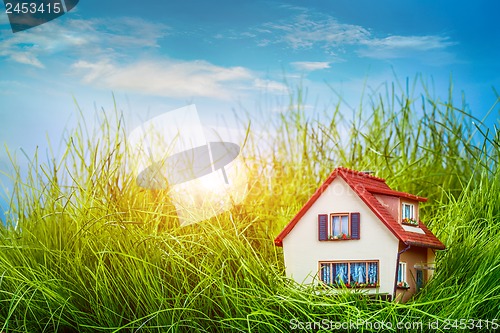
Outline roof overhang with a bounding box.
[405,241,446,250]
[366,187,427,202]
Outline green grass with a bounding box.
[1,78,499,332]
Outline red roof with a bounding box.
[274,167,445,250]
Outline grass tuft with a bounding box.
[1,78,499,332]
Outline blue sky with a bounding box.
[1,1,499,222]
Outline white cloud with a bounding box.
[214,30,256,40]
[8,51,45,68]
[253,13,456,61]
[95,17,168,48]
[72,58,253,99]
[0,17,169,67]
[253,78,288,93]
[212,10,365,51]
[292,61,330,71]
[263,14,369,50]
[357,35,457,61]
[0,15,291,99]
[364,35,454,50]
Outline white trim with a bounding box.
[397,262,407,282]
[402,203,414,220]
[402,225,426,234]
[329,213,350,238]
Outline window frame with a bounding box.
[415,269,424,292]
[401,202,418,225]
[329,213,351,239]
[402,203,414,220]
[319,260,379,288]
[397,262,407,283]
[397,262,409,289]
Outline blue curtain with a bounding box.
[368,262,378,284]
[403,203,414,219]
[331,215,349,236]
[321,263,331,284]
[341,215,349,234]
[323,262,378,286]
[350,263,366,283]
[397,263,403,282]
[332,216,340,235]
[335,263,348,284]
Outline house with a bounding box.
[274,167,445,302]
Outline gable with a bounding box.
[280,176,397,246]
[373,194,399,221]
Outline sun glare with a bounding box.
[169,155,249,226]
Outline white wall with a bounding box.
[282,177,399,295]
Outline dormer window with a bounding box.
[402,203,414,219]
[402,202,418,225]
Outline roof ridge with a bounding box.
[336,166,386,182]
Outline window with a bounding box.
[402,203,417,225]
[397,262,408,288]
[330,213,349,238]
[318,213,360,240]
[397,262,407,282]
[416,269,424,292]
[319,261,379,287]
[402,203,414,219]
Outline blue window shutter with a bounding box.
[318,214,328,241]
[350,212,360,239]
